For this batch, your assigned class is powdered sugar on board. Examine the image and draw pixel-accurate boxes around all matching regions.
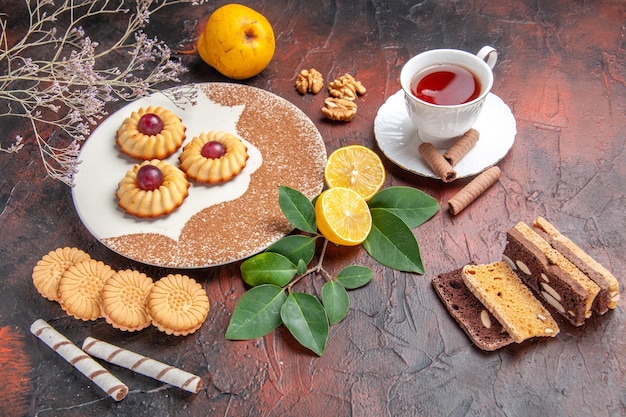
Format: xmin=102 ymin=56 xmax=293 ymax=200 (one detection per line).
xmin=72 ymin=83 xmax=326 ymax=268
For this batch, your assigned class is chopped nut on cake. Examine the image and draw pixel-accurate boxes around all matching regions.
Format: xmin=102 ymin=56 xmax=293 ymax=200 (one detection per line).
xmin=461 ymin=261 xmax=560 ymax=343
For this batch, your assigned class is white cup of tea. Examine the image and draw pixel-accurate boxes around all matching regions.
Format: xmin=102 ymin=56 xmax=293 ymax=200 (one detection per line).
xmin=400 ymin=46 xmax=498 ymax=148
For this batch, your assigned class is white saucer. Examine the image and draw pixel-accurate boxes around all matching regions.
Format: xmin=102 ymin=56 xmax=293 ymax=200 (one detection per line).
xmin=374 ymin=90 xmax=516 ymax=179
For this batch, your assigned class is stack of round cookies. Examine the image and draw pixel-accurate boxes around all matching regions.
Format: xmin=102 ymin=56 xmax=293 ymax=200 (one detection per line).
xmin=31 ymin=247 xmax=210 ymax=336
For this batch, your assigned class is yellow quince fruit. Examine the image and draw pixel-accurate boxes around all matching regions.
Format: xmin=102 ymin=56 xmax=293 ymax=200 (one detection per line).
xmin=197 ymin=4 xmax=275 ymax=80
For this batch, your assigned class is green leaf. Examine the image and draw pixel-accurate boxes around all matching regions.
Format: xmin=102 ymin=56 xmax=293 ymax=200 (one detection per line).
xmin=322 ymin=281 xmax=350 ymax=325
xmin=225 ymin=285 xmax=287 ymax=340
xmin=278 ymin=186 xmax=317 ymax=234
xmin=368 ymin=186 xmax=439 ymax=228
xmin=362 ymin=208 xmax=424 ymax=274
xmin=266 ymin=234 xmax=316 ymax=266
xmin=240 ymin=252 xmax=297 ymax=287
xmin=297 ymin=259 xmax=308 ymax=275
xmin=336 ymin=265 xmax=373 ymax=289
xmin=280 ymin=292 xmax=329 ymax=356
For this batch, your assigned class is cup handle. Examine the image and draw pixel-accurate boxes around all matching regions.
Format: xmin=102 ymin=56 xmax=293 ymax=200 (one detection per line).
xmin=476 ymin=46 xmax=498 ymax=69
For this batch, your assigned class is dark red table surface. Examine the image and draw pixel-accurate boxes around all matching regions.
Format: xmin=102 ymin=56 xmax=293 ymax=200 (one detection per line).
xmin=1 ymin=1 xmax=625 ymax=416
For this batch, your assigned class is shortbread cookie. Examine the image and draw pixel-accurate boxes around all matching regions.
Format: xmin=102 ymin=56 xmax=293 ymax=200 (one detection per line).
xmin=432 ymin=268 xmax=513 ymax=351
xmin=116 ymin=106 xmax=186 ymax=160
xmin=147 ymin=274 xmax=209 ymax=336
xmin=58 ymin=259 xmax=114 ymax=321
xmin=101 ymin=269 xmax=154 ymax=332
xmin=462 ymin=261 xmax=559 ymax=343
xmin=32 ymin=247 xmax=91 ymax=301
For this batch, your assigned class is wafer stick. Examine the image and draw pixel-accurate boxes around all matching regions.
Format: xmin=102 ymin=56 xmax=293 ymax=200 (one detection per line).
xmin=448 ymin=166 xmax=501 ymax=215
xmin=82 ymin=337 xmax=203 ymax=393
xmin=30 ymin=319 xmax=128 ymax=401
xmin=443 ymin=128 xmax=480 ymax=166
xmin=418 ymin=142 xmax=456 ymax=182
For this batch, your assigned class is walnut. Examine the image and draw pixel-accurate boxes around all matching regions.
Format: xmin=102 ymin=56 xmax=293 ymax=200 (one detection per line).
xmin=321 ymin=97 xmax=358 ymax=122
xmin=328 ymin=73 xmax=366 ymax=100
xmin=295 ymin=68 xmax=324 ymax=94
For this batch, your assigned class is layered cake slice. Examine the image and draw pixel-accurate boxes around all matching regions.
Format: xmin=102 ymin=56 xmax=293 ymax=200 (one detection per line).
xmin=503 ymin=221 xmax=601 ymax=326
xmin=461 ymin=261 xmax=559 ymax=343
xmin=532 ymin=217 xmax=620 ymax=314
xmin=432 ymin=268 xmax=514 ymax=351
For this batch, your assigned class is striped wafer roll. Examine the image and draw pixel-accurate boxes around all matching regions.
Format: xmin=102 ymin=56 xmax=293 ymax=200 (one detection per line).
xmin=29 ymin=320 xmax=128 ymax=401
xmin=448 ymin=166 xmax=501 ymax=215
xmin=418 ymin=142 xmax=456 ymax=182
xmin=82 ymin=337 xmax=203 ymax=393
xmin=443 ymin=128 xmax=480 ymax=166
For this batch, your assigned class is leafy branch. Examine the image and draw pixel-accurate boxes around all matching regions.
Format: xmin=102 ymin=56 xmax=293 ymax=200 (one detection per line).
xmin=226 ymin=185 xmax=439 ymax=356
xmin=0 ymin=0 xmax=204 ymax=185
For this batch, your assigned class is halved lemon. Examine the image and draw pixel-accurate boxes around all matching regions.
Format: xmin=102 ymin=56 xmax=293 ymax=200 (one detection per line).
xmin=315 ymin=187 xmax=372 ymax=246
xmin=324 ymin=145 xmax=386 ymax=201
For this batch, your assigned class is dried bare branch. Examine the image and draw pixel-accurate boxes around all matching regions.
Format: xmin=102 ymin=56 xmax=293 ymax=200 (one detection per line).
xmin=0 ymin=0 xmax=204 ymax=185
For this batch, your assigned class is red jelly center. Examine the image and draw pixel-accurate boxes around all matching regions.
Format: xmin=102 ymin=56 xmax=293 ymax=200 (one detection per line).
xmin=136 ymin=164 xmax=164 ymax=191
xmin=201 ymin=141 xmax=226 ymax=159
xmin=138 ymin=113 xmax=164 ymax=135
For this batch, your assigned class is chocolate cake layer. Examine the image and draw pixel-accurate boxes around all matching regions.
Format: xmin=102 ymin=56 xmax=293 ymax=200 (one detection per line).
xmin=433 ymin=268 xmax=513 ymax=351
xmin=533 ymin=216 xmax=620 ymax=314
xmin=503 ymin=222 xmax=600 ymax=326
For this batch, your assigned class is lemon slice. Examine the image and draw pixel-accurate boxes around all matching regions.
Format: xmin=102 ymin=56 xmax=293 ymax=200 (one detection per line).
xmin=324 ymin=145 xmax=386 ymax=201
xmin=315 ymin=187 xmax=372 ymax=246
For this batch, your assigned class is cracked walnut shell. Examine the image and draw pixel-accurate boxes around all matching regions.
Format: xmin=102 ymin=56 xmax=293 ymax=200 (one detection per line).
xmin=296 ymin=68 xmax=324 ymax=94
xmin=322 ymin=98 xmax=358 ymax=122
xmin=328 ymin=73 xmax=366 ymax=100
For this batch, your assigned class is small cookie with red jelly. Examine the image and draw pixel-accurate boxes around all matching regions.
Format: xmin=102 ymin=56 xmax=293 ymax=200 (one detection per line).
xmin=116 ymin=106 xmax=186 ymax=160
xmin=178 ymin=130 xmax=249 ymax=183
xmin=116 ymin=159 xmax=190 ymax=218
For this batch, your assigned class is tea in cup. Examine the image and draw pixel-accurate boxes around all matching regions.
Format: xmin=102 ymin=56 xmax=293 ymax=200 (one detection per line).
xmin=400 ymin=46 xmax=497 ymax=148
